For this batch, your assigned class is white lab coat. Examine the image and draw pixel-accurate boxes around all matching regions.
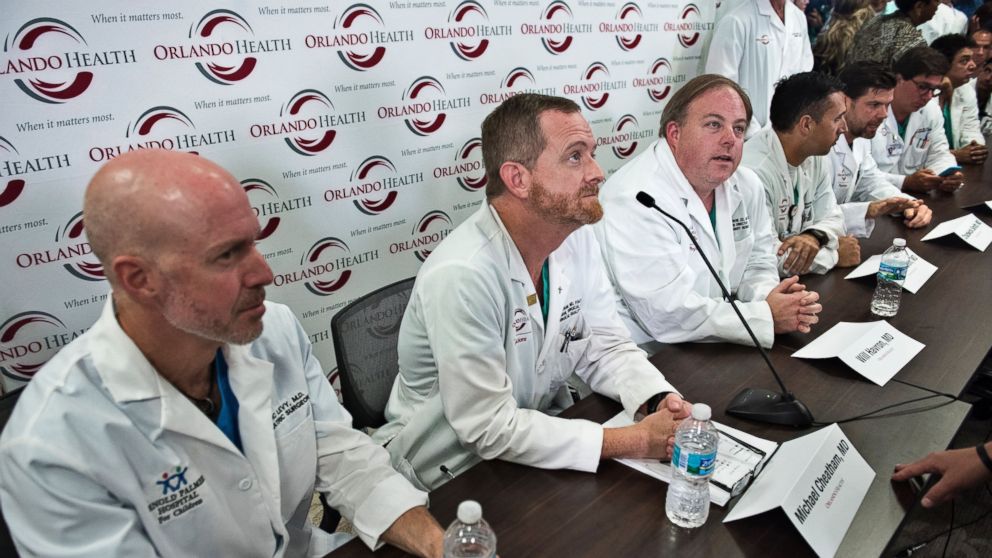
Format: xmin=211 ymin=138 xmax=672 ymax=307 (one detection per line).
xmin=918 ymin=2 xmax=968 ymax=45
xmin=870 ymin=100 xmax=958 ymax=188
xmin=948 ymin=83 xmax=985 ymax=149
xmin=742 ymin=127 xmax=846 ymax=275
xmin=982 ymin=92 xmax=992 ymax=138
xmin=705 ymin=0 xmax=814 ymax=135
xmin=595 ymin=139 xmax=780 ymax=349
xmin=696 ymin=0 xmax=747 ymax=75
xmin=0 ymin=301 xmax=426 ymax=558
xmin=829 ymin=136 xmax=915 ymax=237
xmin=373 ymin=205 xmax=675 ymax=491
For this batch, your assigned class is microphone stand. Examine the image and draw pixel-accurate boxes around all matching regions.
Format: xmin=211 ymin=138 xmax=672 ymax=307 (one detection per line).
xmin=635 ymin=191 xmax=813 ymax=427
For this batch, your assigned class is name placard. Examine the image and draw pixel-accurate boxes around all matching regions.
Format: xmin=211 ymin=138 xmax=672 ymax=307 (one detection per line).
xmin=844 ymin=248 xmax=937 ymax=294
xmin=792 ymin=321 xmax=925 ymax=386
xmin=725 ymin=424 xmax=874 ymax=558
xmin=921 ymin=214 xmax=992 ymax=251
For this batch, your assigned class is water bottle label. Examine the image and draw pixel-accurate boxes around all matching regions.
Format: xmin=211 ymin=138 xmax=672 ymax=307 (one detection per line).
xmin=672 ymin=445 xmax=717 ymax=476
xmin=878 ymin=261 xmax=906 ymax=282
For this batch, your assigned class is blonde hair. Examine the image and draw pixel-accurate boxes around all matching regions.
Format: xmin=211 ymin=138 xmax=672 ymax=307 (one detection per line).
xmin=813 ymin=1 xmax=876 ymax=75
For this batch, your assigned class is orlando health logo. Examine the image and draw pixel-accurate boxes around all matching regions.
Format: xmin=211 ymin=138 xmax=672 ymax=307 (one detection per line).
xmin=15 ymin=210 xmax=104 ymax=281
xmin=2 ymin=17 xmax=137 ymax=103
xmin=599 ymin=3 xmax=658 ymax=52
xmin=390 ymin=210 xmax=453 ymax=262
xmin=424 ymin=1 xmax=511 ymax=61
xmin=273 ymin=237 xmax=380 ymax=296
xmin=479 ymin=67 xmax=557 ymax=105
xmin=377 ymin=76 xmax=471 ymax=136
xmin=0 ymin=311 xmax=87 ymax=382
xmin=521 ymin=1 xmax=592 ymax=55
xmin=1 ymin=136 xmax=71 ymax=208
xmin=89 ymin=105 xmax=237 ymax=162
xmin=562 ymin=62 xmax=626 ymax=111
xmin=153 ymin=10 xmax=291 ymax=85
xmin=242 ymin=178 xmax=312 ymax=240
xmin=332 ymin=4 xmax=386 ymax=70
xmin=324 ymin=155 xmax=423 ymax=215
xmin=250 ymin=89 xmax=366 ymax=156
xmin=633 ymin=58 xmax=686 ymax=102
xmin=665 ymin=4 xmax=712 ymax=49
xmin=433 ymin=138 xmax=486 ymax=193
xmin=598 ymin=115 xmax=654 ymax=159
xmin=190 ymin=10 xmax=257 ymax=84
xmin=305 ymin=4 xmax=413 ymax=71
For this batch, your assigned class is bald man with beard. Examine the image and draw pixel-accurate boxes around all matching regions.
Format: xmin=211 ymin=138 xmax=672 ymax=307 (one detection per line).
xmin=0 ymin=150 xmax=444 ymax=558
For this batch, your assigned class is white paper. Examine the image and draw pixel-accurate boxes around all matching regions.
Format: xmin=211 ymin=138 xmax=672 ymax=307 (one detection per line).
xmin=921 ymin=214 xmax=992 ymax=251
xmin=843 ymin=248 xmax=937 ymax=293
xmin=962 ymin=200 xmax=992 ymax=211
xmin=603 ymin=413 xmax=777 ymax=507
xmin=726 ymin=424 xmax=875 ymax=558
xmin=791 ymin=321 xmax=925 ymax=386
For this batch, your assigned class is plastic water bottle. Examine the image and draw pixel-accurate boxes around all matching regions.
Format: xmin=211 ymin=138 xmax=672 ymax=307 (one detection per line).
xmin=443 ymin=500 xmax=496 ymax=558
xmin=666 ymin=403 xmax=718 ymax=528
xmin=870 ymin=238 xmax=910 ymax=317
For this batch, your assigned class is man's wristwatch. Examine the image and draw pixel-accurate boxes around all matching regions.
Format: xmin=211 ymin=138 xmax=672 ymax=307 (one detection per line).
xmin=645 ymin=392 xmax=671 ymax=414
xmin=802 ymin=228 xmax=828 ymax=248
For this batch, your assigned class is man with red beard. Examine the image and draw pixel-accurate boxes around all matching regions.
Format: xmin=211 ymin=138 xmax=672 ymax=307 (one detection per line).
xmin=374 ymin=94 xmax=690 ymax=491
xmin=0 ymin=150 xmax=444 ymax=558
xmin=831 ymin=61 xmax=933 ymax=238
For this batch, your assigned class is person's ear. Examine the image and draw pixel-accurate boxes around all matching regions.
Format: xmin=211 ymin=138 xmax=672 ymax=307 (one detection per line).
xmin=498 ymin=161 xmax=531 ymax=199
xmin=112 ymin=255 xmax=160 ymax=303
xmin=664 ymin=121 xmax=681 ymax=145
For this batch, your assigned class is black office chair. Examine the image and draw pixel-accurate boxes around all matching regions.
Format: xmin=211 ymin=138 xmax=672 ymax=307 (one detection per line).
xmin=0 ymin=388 xmax=24 ymax=557
xmin=319 ymin=278 xmax=415 ymax=533
xmin=330 ymin=277 xmax=416 ymax=430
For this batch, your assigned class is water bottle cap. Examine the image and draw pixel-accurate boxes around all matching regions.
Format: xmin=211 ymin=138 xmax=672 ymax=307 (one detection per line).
xmin=457 ymin=500 xmax=482 ymax=524
xmin=893 ymin=238 xmax=906 ymax=247
xmin=690 ymin=403 xmax=711 ymax=421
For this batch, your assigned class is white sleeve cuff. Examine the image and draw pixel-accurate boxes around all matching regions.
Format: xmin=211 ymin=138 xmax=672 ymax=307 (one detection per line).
xmin=352 ymin=474 xmax=429 ymax=550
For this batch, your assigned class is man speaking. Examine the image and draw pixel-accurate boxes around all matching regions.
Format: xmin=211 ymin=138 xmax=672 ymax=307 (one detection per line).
xmin=596 ymin=74 xmax=822 ymax=351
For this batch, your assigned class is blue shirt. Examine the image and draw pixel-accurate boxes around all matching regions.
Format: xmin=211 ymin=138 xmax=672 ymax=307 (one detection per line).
xmin=214 ymin=350 xmax=242 ymax=452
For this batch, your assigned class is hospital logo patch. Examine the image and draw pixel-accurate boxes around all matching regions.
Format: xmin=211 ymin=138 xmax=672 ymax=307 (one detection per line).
xmin=148 ymin=466 xmax=206 ymax=524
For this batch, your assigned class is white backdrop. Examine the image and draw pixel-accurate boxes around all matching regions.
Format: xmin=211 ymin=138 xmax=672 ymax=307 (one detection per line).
xmin=0 ymin=0 xmax=717 ymax=395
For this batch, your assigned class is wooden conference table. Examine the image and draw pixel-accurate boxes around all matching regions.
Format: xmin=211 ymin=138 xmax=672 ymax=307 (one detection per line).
xmin=331 ymin=166 xmax=992 ymax=558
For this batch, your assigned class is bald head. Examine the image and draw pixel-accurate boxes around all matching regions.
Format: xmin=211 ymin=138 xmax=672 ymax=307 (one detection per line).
xmin=84 ymin=149 xmax=248 ymax=282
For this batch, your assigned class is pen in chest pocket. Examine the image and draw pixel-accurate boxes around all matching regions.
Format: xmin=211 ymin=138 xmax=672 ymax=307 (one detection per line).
xmin=560 ymin=326 xmax=577 ymax=352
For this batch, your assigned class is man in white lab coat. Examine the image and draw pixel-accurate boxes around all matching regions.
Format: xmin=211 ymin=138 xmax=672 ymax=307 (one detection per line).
xmin=374 ymin=94 xmax=689 ymax=491
xmin=831 ymin=61 xmax=933 ymax=237
xmin=595 ymin=74 xmax=822 ymax=351
xmin=871 ymin=46 xmax=967 ymax=192
xmin=0 ymin=150 xmax=444 ymax=558
xmin=705 ymin=0 xmax=814 ymax=136
xmin=742 ymin=72 xmax=855 ymax=275
xmin=930 ymin=33 xmax=989 ymax=164
xmin=919 ymin=0 xmax=968 ymax=44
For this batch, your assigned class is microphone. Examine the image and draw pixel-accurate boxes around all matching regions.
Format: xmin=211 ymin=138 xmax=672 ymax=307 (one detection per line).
xmin=635 ymin=191 xmax=813 ymax=428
